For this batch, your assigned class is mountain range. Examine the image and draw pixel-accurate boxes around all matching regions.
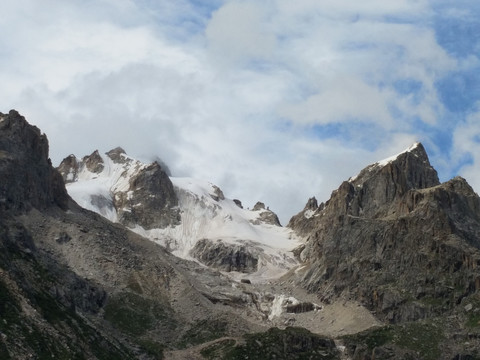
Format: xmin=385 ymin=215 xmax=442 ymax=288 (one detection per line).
xmin=1 ymin=110 xmax=480 ymax=359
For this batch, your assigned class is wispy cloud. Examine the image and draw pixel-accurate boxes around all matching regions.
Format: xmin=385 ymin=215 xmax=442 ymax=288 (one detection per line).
xmin=1 ymin=0 xmax=479 ymax=222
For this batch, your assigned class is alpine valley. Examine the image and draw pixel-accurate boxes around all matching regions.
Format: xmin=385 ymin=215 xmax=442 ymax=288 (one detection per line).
xmin=1 ymin=110 xmax=480 ymax=359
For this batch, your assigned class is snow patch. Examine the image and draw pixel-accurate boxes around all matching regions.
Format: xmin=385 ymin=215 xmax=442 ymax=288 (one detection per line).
xmin=375 ymin=142 xmax=420 ymax=167
xmin=303 ymin=209 xmax=315 ymax=219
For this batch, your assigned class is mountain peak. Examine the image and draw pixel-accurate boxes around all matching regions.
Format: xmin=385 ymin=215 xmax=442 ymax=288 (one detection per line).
xmin=106 ymin=147 xmax=128 ymax=164
xmin=373 ymin=142 xmax=423 ymax=167
xmin=349 ymin=142 xmax=439 ymax=194
xmin=289 ymin=142 xmax=440 ymax=235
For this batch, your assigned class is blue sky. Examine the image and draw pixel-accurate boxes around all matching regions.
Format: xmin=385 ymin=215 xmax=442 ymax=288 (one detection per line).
xmin=1 ymin=0 xmax=479 ymax=223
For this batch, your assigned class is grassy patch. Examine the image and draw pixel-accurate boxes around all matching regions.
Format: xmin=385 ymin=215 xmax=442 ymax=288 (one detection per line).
xmin=342 ymin=322 xmax=443 ymax=360
xmin=394 ymin=322 xmax=442 ymax=360
xmin=466 ymin=312 xmax=480 ymax=328
xmin=343 ymin=326 xmax=394 ymax=350
xmin=0 ymin=279 xmax=21 ymax=331
xmin=138 ymin=339 xmax=165 ymax=359
xmin=220 ymin=327 xmax=339 ymax=360
xmin=200 ymin=339 xmax=236 ymax=360
xmin=177 ymin=319 xmax=229 ymax=349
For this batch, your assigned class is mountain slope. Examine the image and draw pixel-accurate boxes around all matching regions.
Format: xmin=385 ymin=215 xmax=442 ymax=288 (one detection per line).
xmin=0 ymin=110 xmax=266 ymax=358
xmin=58 ymin=149 xmax=300 ymax=280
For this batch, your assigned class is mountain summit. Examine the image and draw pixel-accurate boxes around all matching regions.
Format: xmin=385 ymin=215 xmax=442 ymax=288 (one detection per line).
xmin=289 ymin=143 xmax=480 ymax=324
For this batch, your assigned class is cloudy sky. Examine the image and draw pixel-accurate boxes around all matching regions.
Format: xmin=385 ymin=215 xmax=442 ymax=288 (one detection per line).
xmin=2 ymin=0 xmax=480 ymax=223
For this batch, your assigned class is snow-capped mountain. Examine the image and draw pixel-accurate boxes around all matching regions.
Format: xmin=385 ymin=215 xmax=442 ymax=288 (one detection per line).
xmin=57 ymin=148 xmax=300 ymax=280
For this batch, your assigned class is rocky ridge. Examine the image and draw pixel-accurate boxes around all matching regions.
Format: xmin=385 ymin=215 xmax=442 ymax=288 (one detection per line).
xmin=288 ymin=142 xmax=480 ymax=357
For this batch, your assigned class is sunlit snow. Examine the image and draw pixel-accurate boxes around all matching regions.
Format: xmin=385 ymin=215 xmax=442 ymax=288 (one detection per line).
xmin=65 ymin=151 xmax=302 ymax=281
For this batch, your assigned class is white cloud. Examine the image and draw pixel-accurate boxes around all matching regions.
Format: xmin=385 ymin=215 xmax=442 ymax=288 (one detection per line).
xmin=278 ymin=76 xmax=395 ymax=126
xmin=206 ymin=2 xmax=276 ymax=65
xmin=0 ymin=0 xmax=473 ymax=223
xmin=453 ymin=106 xmax=480 ymax=193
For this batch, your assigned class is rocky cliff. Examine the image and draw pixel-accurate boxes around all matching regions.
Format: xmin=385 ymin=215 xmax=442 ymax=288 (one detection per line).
xmin=58 ymin=147 xmax=180 ymax=229
xmin=289 ymin=143 xmax=480 ymax=325
xmin=0 ymin=110 xmax=69 ymax=213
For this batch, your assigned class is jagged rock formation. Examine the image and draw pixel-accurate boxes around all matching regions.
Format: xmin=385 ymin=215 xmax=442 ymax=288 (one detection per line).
xmin=190 ymin=238 xmax=260 ymax=273
xmin=251 ymin=201 xmax=282 ymax=226
xmin=289 ymin=143 xmax=480 ymax=325
xmin=0 ymin=110 xmax=69 ymax=213
xmin=288 ymin=197 xmax=322 ymax=237
xmin=57 ymin=147 xmax=180 ymax=229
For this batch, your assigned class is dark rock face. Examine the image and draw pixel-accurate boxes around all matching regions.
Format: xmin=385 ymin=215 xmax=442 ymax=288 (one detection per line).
xmin=190 ymin=238 xmax=259 ymax=273
xmin=106 ymin=146 xmax=127 ymax=163
xmin=57 ymin=154 xmax=80 ymax=184
xmin=210 ymin=185 xmax=225 ymax=201
xmin=83 ymin=150 xmax=104 ymax=173
xmin=290 ymin=143 xmax=480 ymax=322
xmin=251 ymin=201 xmax=282 ymax=226
xmin=288 ymin=197 xmax=322 ymax=237
xmin=58 ymin=147 xmax=181 ymax=230
xmin=0 ymin=110 xmax=69 ymax=213
xmin=253 ymin=201 xmax=266 ymax=211
xmin=115 ymin=162 xmax=180 ymax=229
xmin=233 ymin=199 xmax=243 ymax=209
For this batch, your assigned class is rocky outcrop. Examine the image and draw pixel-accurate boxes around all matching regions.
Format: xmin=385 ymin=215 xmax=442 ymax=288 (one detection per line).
xmin=290 ymin=143 xmax=480 ymax=323
xmin=190 ymin=238 xmax=259 ymax=273
xmin=84 ymin=150 xmax=104 ymax=173
xmin=115 ymin=161 xmax=181 ymax=229
xmin=58 ymin=147 xmax=181 ymax=230
xmin=57 ymin=154 xmax=80 ymax=183
xmin=287 ymin=197 xmax=323 ymax=237
xmin=0 ymin=110 xmax=69 ymax=213
xmin=233 ymin=199 xmax=243 ymax=208
xmin=251 ymin=201 xmax=282 ymax=226
xmin=106 ymin=146 xmax=128 ymax=163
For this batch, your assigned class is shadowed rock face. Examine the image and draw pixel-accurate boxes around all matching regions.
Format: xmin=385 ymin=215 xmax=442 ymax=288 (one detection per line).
xmin=289 ymin=143 xmax=480 ymax=323
xmin=0 ymin=110 xmax=69 ymax=213
xmin=57 ymin=147 xmax=181 ymax=230
xmin=251 ymin=201 xmax=282 ymax=226
xmin=115 ymin=161 xmax=181 ymax=229
xmin=190 ymin=238 xmax=259 ymax=273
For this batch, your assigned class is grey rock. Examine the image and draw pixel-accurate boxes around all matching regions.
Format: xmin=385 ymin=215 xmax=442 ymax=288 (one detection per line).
xmin=251 ymin=201 xmax=282 ymax=226
xmin=289 ymin=143 xmax=480 ymax=323
xmin=115 ymin=161 xmax=180 ymax=229
xmin=83 ymin=150 xmax=104 ymax=173
xmin=253 ymin=201 xmax=266 ymax=211
xmin=105 ymin=146 xmax=127 ymax=163
xmin=234 ymin=199 xmax=243 ymax=208
xmin=0 ymin=110 xmax=69 ymax=213
xmin=190 ymin=238 xmax=259 ymax=273
xmin=57 ymin=154 xmax=80 ymax=183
